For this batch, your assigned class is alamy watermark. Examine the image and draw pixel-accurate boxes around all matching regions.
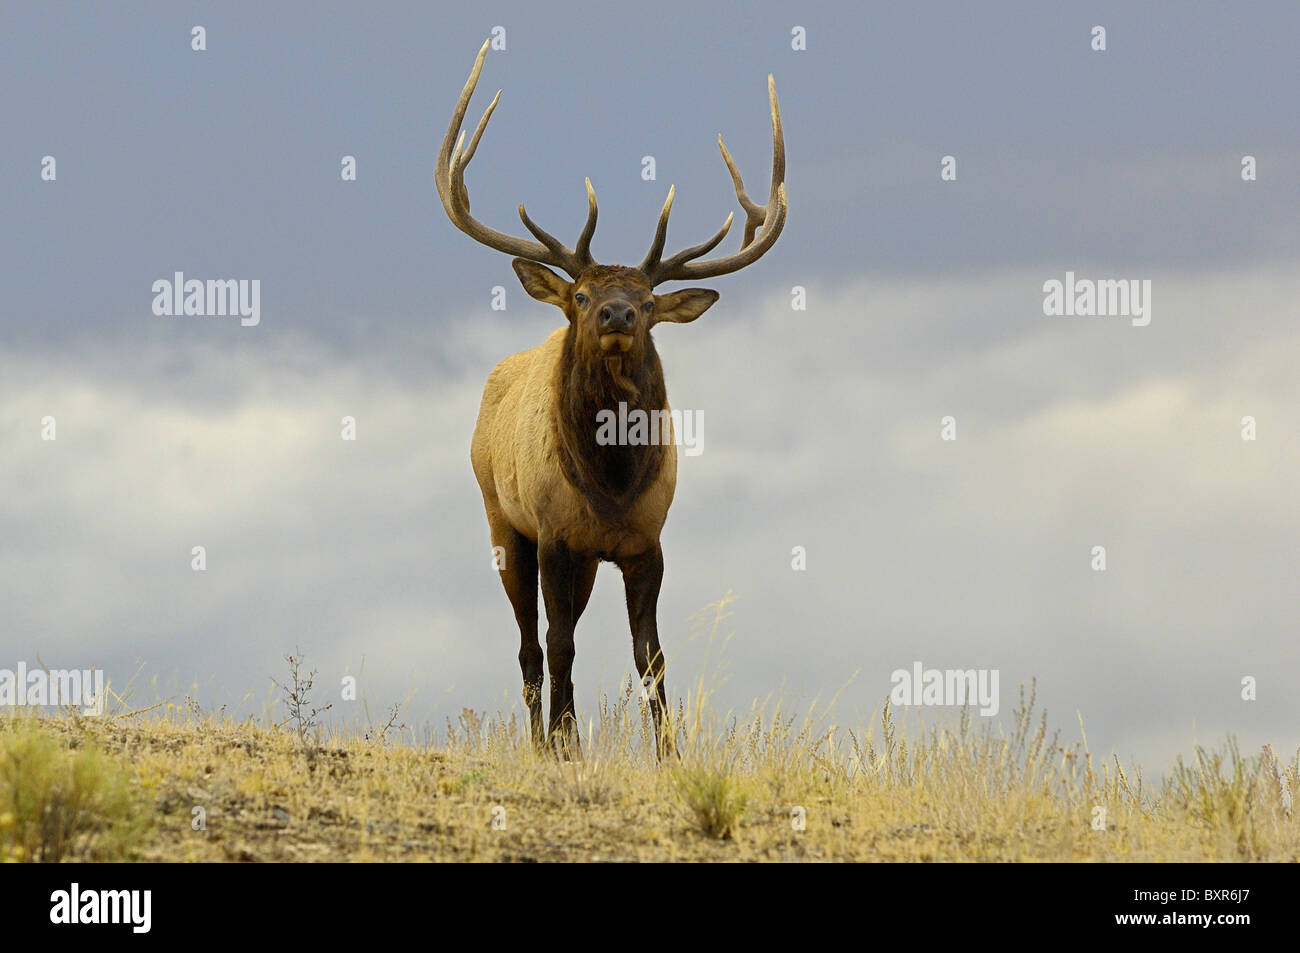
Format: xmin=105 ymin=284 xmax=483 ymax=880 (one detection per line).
xmin=0 ymin=663 xmax=104 ymax=715
xmin=595 ymin=402 xmax=703 ymax=457
xmin=890 ymin=661 xmax=999 ymax=716
xmin=50 ymin=883 xmax=150 ymax=933
xmin=1042 ymin=271 xmax=1151 ymax=327
xmin=152 ymin=272 xmax=260 ymax=326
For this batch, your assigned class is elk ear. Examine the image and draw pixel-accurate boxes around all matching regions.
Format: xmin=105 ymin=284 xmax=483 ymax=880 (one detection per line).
xmin=512 ymin=259 xmax=570 ymax=308
xmin=651 ymin=288 xmax=719 ymax=326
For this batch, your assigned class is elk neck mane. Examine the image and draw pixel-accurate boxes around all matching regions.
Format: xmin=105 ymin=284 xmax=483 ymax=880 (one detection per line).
xmin=552 ymin=325 xmax=669 ymax=523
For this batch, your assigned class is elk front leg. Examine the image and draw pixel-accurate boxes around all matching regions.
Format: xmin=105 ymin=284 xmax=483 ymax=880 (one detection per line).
xmin=539 ymin=539 xmax=583 ymax=757
xmin=490 ymin=523 xmax=543 ymax=747
xmin=619 ymin=545 xmax=674 ymax=758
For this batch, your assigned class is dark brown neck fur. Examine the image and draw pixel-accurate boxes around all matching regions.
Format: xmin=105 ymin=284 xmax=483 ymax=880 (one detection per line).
xmin=553 ymin=327 xmax=668 ymax=523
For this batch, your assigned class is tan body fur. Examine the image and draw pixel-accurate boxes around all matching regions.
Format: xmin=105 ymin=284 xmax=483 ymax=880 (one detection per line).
xmin=472 ymin=327 xmax=676 ymax=562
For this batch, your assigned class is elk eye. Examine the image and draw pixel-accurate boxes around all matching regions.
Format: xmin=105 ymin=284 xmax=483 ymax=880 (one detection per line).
xmin=574 ymin=293 xmax=588 ymax=307
xmin=643 ymin=300 xmax=655 ymax=313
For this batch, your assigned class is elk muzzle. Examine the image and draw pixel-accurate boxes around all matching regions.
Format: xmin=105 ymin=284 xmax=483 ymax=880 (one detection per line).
xmin=598 ymin=300 xmax=637 ymax=351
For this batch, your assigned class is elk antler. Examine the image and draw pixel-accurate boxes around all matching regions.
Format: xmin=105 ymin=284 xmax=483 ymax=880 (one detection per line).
xmin=436 ymin=39 xmax=599 ymax=279
xmin=639 ymin=75 xmax=787 ymax=286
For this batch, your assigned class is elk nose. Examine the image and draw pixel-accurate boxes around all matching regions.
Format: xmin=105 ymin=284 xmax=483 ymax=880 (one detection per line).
xmin=599 ymin=302 xmax=636 ymax=333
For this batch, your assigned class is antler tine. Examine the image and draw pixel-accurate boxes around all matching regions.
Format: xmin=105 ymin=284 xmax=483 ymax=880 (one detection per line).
xmin=435 ymin=39 xmax=595 ymax=278
xmin=643 ymin=74 xmax=787 ymax=285
xmin=637 ymin=186 xmax=676 ymax=274
xmin=656 ymin=211 xmax=734 ymax=273
xmin=574 ymin=178 xmax=599 ymax=266
xmin=518 ymin=204 xmax=574 ymax=261
xmin=454 ymin=86 xmax=500 ymax=208
xmin=718 ymin=136 xmax=763 ymax=248
xmin=519 ymin=177 xmax=599 ymax=269
xmin=640 ymin=185 xmax=738 ymax=275
xmin=720 ymin=73 xmax=786 ymax=247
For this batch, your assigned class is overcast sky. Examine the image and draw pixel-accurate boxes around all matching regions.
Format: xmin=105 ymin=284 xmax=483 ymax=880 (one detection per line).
xmin=2 ymin=1 xmax=1297 ymax=770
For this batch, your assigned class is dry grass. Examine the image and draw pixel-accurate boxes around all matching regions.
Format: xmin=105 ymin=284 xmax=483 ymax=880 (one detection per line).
xmin=1 ymin=683 xmax=1296 ymax=862
xmin=2 ymin=602 xmax=1296 ymax=862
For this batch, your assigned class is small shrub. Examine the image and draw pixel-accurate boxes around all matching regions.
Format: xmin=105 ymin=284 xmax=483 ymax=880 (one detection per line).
xmin=271 ymin=649 xmax=332 ymax=743
xmin=673 ymin=762 xmax=749 ymax=840
xmin=0 ymin=721 xmax=151 ymax=862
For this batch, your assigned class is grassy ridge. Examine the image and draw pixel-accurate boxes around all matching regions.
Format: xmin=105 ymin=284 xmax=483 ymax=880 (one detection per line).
xmin=2 ymin=679 xmax=1296 ymax=862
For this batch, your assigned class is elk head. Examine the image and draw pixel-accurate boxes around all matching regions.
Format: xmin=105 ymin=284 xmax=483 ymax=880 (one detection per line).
xmin=434 ymin=39 xmax=788 ymax=369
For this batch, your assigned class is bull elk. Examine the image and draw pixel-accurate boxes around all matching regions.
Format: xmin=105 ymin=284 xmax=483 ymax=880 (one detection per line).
xmin=436 ymin=39 xmax=787 ymax=755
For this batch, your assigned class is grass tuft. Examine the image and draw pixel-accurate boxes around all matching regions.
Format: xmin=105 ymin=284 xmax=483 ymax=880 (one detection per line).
xmin=672 ymin=760 xmax=749 ymax=840
xmin=0 ymin=718 xmax=152 ymax=862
